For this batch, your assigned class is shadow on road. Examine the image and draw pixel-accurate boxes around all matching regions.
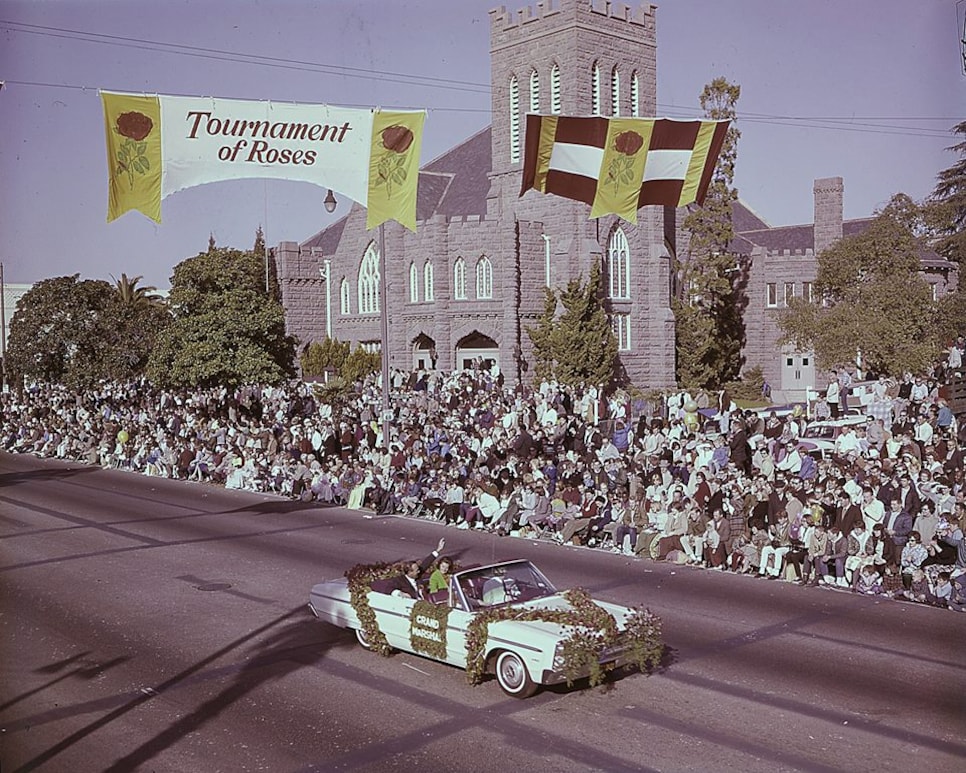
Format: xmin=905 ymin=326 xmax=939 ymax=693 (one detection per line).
xmin=0 ymin=464 xmax=102 ymax=489
xmin=100 ymin=615 xmax=342 ymax=773
xmin=11 ymin=606 xmax=339 ymax=773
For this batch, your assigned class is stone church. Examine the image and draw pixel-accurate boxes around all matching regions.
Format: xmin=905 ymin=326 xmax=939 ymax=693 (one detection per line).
xmin=273 ymin=0 xmax=957 ymax=399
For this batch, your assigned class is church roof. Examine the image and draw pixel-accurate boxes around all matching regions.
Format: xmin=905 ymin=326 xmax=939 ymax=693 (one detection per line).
xmin=736 ymin=217 xmax=874 ymax=254
xmin=300 ymin=126 xmax=492 ymax=251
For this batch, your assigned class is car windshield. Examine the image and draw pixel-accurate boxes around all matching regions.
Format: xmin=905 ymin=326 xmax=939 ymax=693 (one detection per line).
xmin=803 ymin=425 xmax=836 ymax=440
xmin=455 ymin=561 xmax=557 ymax=610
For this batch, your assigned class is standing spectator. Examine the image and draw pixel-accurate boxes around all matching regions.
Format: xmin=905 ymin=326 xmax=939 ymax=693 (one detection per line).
xmin=826 ymin=372 xmax=841 ymax=420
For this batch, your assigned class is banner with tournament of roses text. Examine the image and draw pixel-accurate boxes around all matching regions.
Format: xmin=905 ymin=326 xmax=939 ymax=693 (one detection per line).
xmin=101 ymin=91 xmax=425 ymax=231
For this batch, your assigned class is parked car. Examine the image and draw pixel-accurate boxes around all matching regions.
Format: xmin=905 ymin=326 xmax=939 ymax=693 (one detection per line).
xmin=308 ymin=558 xmax=656 ymax=698
xmin=797 ymin=416 xmax=868 ymax=459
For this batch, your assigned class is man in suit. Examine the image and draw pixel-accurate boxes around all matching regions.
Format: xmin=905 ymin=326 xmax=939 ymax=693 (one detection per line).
xmin=386 ymin=537 xmax=446 ymax=599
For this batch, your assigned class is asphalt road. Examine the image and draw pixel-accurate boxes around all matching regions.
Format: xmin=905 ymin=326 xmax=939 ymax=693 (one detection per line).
xmin=1 ymin=452 xmax=964 ymax=773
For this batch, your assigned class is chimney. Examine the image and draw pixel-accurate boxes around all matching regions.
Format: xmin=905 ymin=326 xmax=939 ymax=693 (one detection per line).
xmin=813 ymin=177 xmax=843 ymax=255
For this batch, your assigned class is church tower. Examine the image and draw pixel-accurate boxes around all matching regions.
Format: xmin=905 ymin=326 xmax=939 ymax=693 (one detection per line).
xmin=487 ymin=0 xmax=657 ymax=201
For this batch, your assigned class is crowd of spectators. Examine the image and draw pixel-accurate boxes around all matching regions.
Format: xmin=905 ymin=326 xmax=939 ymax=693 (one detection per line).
xmin=3 ymin=344 xmax=966 ymax=612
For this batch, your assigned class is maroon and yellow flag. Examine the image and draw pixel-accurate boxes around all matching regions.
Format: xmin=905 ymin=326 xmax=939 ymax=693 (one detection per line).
xmin=520 ymin=115 xmax=730 ymax=223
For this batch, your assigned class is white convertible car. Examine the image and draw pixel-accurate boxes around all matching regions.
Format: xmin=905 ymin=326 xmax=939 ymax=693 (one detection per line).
xmin=308 ymin=559 xmax=650 ymax=698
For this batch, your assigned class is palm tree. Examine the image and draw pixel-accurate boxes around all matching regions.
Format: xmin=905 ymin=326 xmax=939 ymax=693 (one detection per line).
xmin=111 ymin=273 xmax=165 ymax=308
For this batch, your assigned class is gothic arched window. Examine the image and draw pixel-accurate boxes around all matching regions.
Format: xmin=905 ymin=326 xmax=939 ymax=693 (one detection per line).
xmin=550 ymin=63 xmax=562 ymax=114
xmin=509 ymin=74 xmax=521 ymax=163
xmin=476 ymin=256 xmax=493 ymax=299
xmin=529 ymin=69 xmax=540 ymax=113
xmin=358 ymin=242 xmax=380 ymax=314
xmin=611 ymin=66 xmax=620 ymax=116
xmin=339 ymin=277 xmax=350 ymax=315
xmin=454 ymin=257 xmax=466 ymax=300
xmin=424 ymin=262 xmax=435 ymax=302
xmin=631 ymin=71 xmax=641 ymax=117
xmin=592 ymin=62 xmax=602 ymax=116
xmin=409 ymin=261 xmax=418 ymax=303
xmin=607 ymin=227 xmax=630 ymax=299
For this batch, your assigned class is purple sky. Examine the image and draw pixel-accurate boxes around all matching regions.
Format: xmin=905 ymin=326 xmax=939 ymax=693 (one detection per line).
xmin=0 ymin=0 xmax=961 ymax=291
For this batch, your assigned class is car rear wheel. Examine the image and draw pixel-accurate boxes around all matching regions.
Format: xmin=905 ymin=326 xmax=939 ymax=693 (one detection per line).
xmin=495 ymin=650 xmax=538 ymax=698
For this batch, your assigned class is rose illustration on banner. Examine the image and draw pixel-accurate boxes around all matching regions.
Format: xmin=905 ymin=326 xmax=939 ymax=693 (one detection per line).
xmin=606 ymin=130 xmax=644 ymax=193
xmin=114 ymin=111 xmax=154 ymax=190
xmin=373 ymin=124 xmax=414 ymax=198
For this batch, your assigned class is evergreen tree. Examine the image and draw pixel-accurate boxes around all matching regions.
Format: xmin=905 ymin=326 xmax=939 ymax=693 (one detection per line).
xmin=526 ymin=259 xmax=617 ymax=389
xmin=928 ymin=119 xmax=966 ymax=264
xmin=778 ymin=195 xmax=938 ymax=377
xmin=147 ymin=247 xmax=296 ymax=388
xmin=6 ymin=274 xmax=169 ymax=389
xmin=674 ymin=77 xmax=745 ymax=390
xmin=527 ymin=289 xmax=558 ymax=383
xmin=301 ymin=337 xmax=351 ymax=378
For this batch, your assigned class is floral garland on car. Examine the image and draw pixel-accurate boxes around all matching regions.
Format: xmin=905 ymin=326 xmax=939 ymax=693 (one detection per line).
xmin=345 ymin=560 xmax=407 ymax=657
xmin=345 ymin=565 xmax=663 ymax=688
xmin=464 ymin=587 xmax=662 ymax=687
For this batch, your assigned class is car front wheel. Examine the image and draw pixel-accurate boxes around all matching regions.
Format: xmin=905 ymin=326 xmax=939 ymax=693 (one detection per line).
xmin=355 ymin=627 xmax=375 ymax=650
xmin=495 ymin=650 xmax=538 ymax=698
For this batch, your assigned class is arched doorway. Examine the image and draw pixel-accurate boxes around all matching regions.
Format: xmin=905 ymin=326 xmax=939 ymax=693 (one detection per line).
xmin=412 ymin=333 xmax=437 ymax=371
xmin=455 ymin=331 xmax=499 ymax=373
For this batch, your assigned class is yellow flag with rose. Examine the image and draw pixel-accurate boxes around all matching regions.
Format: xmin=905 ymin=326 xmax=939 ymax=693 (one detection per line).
xmin=102 ymin=92 xmax=162 ymax=223
xmin=367 ymin=110 xmax=426 ymax=232
xmin=590 ymin=118 xmax=654 ymax=224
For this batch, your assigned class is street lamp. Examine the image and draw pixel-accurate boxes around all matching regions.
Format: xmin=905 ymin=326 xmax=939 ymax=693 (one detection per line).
xmin=323 ymin=189 xmax=338 ymax=213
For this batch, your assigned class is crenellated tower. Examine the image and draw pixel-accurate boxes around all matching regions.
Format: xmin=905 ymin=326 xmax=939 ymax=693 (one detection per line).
xmin=487 ymin=0 xmax=657 ymax=205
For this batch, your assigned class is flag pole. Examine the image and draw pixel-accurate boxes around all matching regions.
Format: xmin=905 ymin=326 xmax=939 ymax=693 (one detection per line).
xmin=378 ymin=222 xmax=391 ymax=451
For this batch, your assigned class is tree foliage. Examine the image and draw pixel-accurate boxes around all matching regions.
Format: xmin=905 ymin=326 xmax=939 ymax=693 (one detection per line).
xmin=6 ymin=274 xmax=170 ymax=389
xmin=147 ymin=247 xmax=296 ymax=388
xmin=778 ymin=196 xmax=939 ymax=377
xmin=675 ymin=76 xmax=746 ymax=390
xmin=526 ymin=259 xmax=618 ymax=388
xmin=341 ymin=345 xmax=382 ymax=385
xmin=928 ymin=119 xmax=966 ymax=264
xmin=301 ymin=337 xmax=351 ymax=378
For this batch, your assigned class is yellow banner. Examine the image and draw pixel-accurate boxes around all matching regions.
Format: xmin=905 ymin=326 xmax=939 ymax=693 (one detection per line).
xmin=366 ymin=110 xmax=425 ymax=232
xmin=590 ymin=118 xmax=654 ymax=224
xmin=102 ymin=93 xmax=162 ymax=223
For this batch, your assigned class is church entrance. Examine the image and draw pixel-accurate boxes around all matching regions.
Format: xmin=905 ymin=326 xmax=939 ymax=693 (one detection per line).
xmin=412 ymin=334 xmax=437 ymax=371
xmin=455 ymin=331 xmax=499 ymax=373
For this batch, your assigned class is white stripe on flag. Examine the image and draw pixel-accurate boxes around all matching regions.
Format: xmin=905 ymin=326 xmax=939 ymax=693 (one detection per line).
xmin=548 ymin=142 xmax=604 ymax=179
xmin=642 ymin=149 xmax=693 ymax=182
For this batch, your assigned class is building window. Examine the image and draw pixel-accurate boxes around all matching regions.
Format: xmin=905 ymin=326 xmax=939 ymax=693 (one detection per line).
xmin=358 ymin=242 xmax=380 ymax=314
xmin=802 ymin=281 xmax=813 ymax=303
xmin=766 ymin=283 xmax=778 ymax=308
xmin=592 ymin=62 xmax=602 ymax=115
xmin=550 ymin=64 xmax=561 ymax=114
xmin=476 ymin=256 xmax=493 ymax=299
xmin=931 ymin=283 xmax=939 ymax=302
xmin=784 ymin=282 xmax=794 ymax=306
xmin=340 ymin=277 xmax=350 ymax=315
xmin=360 ymin=340 xmax=381 ymax=354
xmin=611 ymin=66 xmax=620 ymax=116
xmin=424 ymin=262 xmax=435 ymax=302
xmin=607 ymin=227 xmax=630 ymax=299
xmin=454 ymin=257 xmax=466 ymax=300
xmin=509 ymin=74 xmax=521 ymax=163
xmin=529 ymin=69 xmax=540 ymax=113
xmin=630 ymin=71 xmax=640 ymax=117
xmin=611 ymin=313 xmax=631 ymax=351
xmin=409 ymin=262 xmax=418 ymax=303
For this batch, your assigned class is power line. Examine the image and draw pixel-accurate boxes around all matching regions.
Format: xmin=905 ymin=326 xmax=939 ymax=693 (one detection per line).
xmin=0 ymin=20 xmax=956 ymax=140
xmin=0 ymin=20 xmax=491 ymax=95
